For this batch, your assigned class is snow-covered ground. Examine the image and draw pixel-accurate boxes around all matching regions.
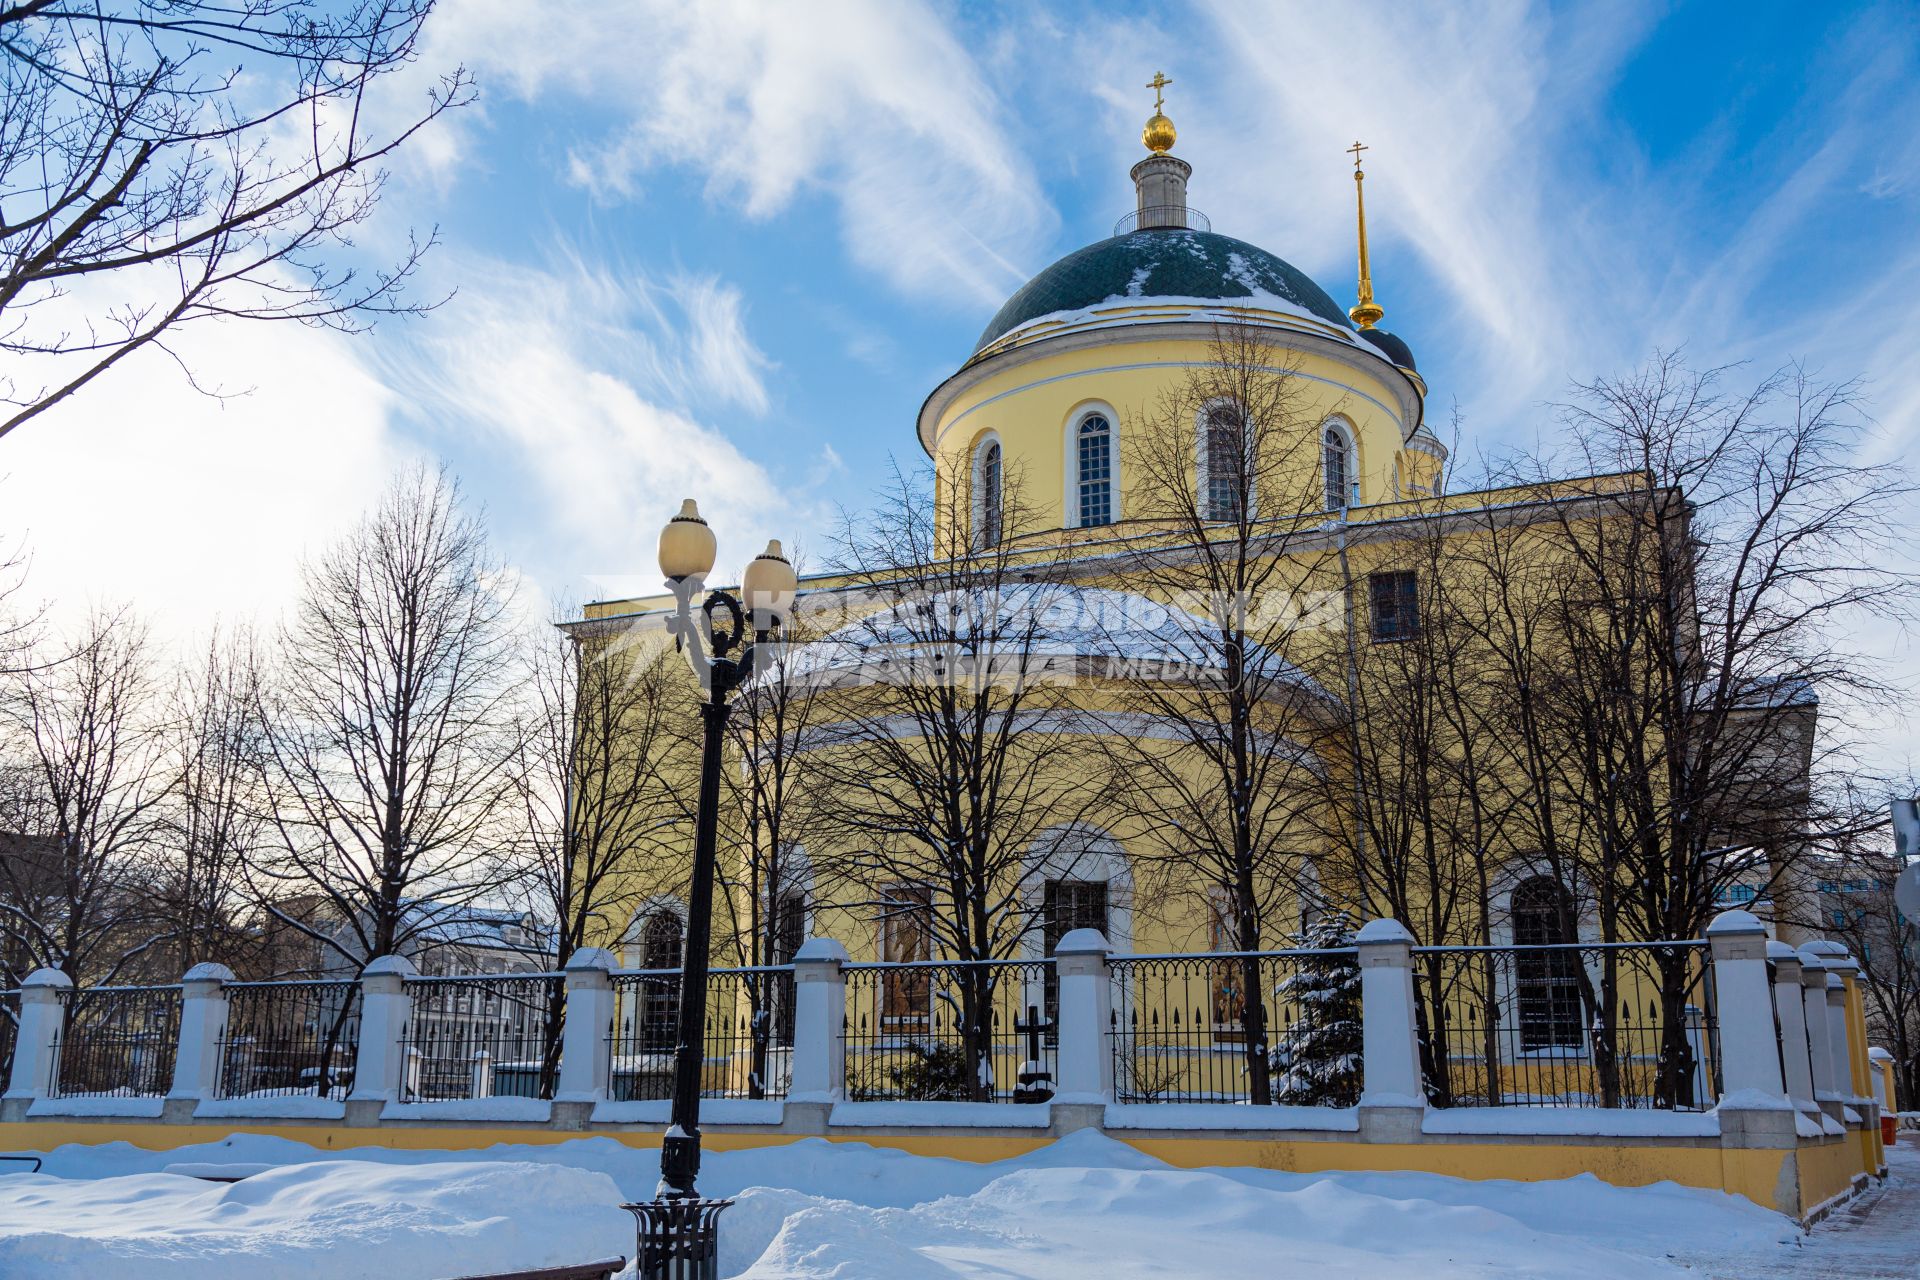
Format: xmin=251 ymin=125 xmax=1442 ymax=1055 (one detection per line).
xmin=0 ymin=1129 xmax=1908 ymax=1278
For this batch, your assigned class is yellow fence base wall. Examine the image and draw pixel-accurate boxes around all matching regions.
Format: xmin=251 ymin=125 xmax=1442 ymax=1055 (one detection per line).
xmin=2 ymin=1116 xmax=1875 ymax=1223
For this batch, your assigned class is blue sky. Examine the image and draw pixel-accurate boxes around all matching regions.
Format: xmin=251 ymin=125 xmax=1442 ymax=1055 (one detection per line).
xmin=5 ymin=1 xmax=1917 ymax=754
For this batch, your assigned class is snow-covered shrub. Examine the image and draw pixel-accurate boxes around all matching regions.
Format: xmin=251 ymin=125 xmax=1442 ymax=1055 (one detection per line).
xmin=1271 ymin=916 xmax=1362 ymax=1106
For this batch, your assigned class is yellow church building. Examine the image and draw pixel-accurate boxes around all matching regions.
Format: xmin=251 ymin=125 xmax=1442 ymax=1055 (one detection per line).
xmin=569 ymin=86 xmax=1812 ymax=1115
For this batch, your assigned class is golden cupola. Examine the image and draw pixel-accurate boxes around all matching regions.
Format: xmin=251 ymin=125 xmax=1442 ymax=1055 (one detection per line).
xmin=1142 ymin=72 xmax=1177 ymax=153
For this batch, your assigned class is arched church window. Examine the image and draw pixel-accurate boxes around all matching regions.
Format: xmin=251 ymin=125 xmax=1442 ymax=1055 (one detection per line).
xmin=974 ymin=438 xmax=1003 ymax=547
xmin=1075 ymin=414 xmax=1113 ymax=527
xmin=1323 ymin=421 xmax=1354 ymax=511
xmin=637 ymin=908 xmax=683 ymax=1051
xmin=1511 ymin=878 xmax=1583 ymax=1052
xmin=1201 ymin=402 xmax=1248 ymax=522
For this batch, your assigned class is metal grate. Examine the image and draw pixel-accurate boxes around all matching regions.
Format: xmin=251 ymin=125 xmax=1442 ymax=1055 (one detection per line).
xmin=399 ymin=974 xmax=565 ymax=1101
xmin=218 ymin=980 xmax=361 ymax=1099
xmin=1108 ymin=950 xmax=1362 ymax=1105
xmin=0 ymin=991 xmax=17 ymax=1088
xmin=1409 ymin=941 xmax=1720 ymax=1110
xmin=49 ymin=986 xmax=183 ymax=1098
xmin=842 ymin=959 xmax=1054 ymax=1102
xmin=608 ymin=967 xmax=794 ymax=1101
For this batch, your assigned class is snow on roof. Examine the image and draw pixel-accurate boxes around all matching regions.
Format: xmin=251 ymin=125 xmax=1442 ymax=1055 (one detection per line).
xmin=779 ymin=582 xmax=1326 ymax=698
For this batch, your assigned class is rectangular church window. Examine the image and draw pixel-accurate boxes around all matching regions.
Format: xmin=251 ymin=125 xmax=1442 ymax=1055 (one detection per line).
xmin=878 ymin=884 xmax=932 ymax=1035
xmin=1369 ymin=570 xmax=1419 ymax=642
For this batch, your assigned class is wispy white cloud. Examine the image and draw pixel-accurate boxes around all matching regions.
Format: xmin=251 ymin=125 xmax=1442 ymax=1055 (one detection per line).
xmin=418 ymin=0 xmax=1056 ymax=308
xmin=380 ymin=249 xmax=786 ymax=599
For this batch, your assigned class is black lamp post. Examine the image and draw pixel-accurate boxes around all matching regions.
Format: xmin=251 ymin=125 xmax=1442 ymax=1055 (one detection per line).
xmin=629 ymin=500 xmax=795 ymax=1278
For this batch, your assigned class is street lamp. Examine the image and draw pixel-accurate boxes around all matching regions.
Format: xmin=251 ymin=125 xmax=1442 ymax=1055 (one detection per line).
xmin=629 ymin=499 xmax=795 ymax=1279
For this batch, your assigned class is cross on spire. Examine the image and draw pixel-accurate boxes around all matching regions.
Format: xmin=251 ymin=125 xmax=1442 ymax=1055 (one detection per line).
xmin=1347 ymin=139 xmax=1368 ymax=170
xmin=1147 ymin=71 xmax=1172 ymax=113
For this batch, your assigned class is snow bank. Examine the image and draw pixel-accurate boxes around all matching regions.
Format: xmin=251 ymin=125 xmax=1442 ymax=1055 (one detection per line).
xmin=2 ymin=1125 xmax=1804 ymax=1279
xmin=0 ymin=1160 xmax=631 ymax=1279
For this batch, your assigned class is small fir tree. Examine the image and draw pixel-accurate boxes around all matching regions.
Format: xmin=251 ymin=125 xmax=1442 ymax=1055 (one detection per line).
xmin=1271 ymin=916 xmax=1363 ymax=1106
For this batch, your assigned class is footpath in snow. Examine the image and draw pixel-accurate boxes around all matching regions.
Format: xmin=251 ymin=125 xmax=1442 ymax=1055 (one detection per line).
xmin=0 ymin=1128 xmax=1899 ymax=1279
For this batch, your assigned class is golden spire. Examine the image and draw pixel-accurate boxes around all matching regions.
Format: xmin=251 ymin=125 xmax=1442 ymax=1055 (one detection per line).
xmin=1347 ymin=140 xmax=1384 ymax=330
xmin=1143 ymin=71 xmax=1176 ymax=153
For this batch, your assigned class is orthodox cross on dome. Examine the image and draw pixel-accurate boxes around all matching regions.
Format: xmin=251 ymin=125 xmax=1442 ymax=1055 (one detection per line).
xmin=1348 ymin=140 xmax=1384 ymax=330
xmin=1147 ymin=71 xmax=1173 ymax=112
xmin=1141 ymin=72 xmax=1177 ymax=154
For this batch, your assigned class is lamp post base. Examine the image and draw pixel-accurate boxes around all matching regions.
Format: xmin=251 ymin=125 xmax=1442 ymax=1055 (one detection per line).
xmin=624 ymin=1198 xmax=734 ymax=1280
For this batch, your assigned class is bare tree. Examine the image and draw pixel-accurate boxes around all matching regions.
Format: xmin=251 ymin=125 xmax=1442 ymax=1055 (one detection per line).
xmin=0 ymin=1 xmax=472 ymax=438
xmin=260 ymin=463 xmax=519 ymax=968
xmin=1482 ymin=355 xmax=1912 ymax=1105
xmin=502 ymin=609 xmax=690 ymax=1091
xmin=715 ymin=584 xmax=833 ymax=1096
xmin=151 ymin=624 xmax=268 ymax=973
xmin=808 ymin=461 xmax=1097 ymax=1099
xmin=1091 ymin=323 xmax=1346 ymax=1105
xmin=0 ymin=606 xmax=167 ymax=983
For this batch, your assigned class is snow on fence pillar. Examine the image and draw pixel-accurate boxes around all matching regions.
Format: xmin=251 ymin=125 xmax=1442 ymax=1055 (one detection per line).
xmin=168 ymin=962 xmax=234 ymax=1103
xmin=3 ymin=968 xmax=71 ymax=1103
xmin=1356 ymin=919 xmax=1422 ymax=1109
xmin=1052 ymin=928 xmax=1113 ymax=1103
xmin=348 ymin=955 xmax=416 ymax=1104
xmin=471 ymin=1049 xmax=494 ymax=1099
xmin=1766 ymin=943 xmax=1817 ymax=1112
xmin=788 ymin=938 xmax=847 ymax=1103
xmin=1868 ymin=1046 xmax=1898 ymax=1115
xmin=557 ymin=947 xmax=616 ymax=1103
xmin=1796 ymin=952 xmax=1840 ymax=1118
xmin=1705 ymin=911 xmax=1785 ymax=1101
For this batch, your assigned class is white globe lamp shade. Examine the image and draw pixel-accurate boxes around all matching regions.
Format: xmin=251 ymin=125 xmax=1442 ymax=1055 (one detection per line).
xmin=659 ymin=499 xmax=717 ymax=581
xmin=742 ymin=540 xmax=798 ymax=627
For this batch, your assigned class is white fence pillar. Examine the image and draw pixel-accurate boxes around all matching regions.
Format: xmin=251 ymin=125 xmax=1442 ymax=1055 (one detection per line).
xmin=1766 ymin=943 xmax=1816 ymax=1112
xmin=471 ymin=1049 xmax=494 ymax=1099
xmin=347 ymin=955 xmax=416 ymax=1104
xmin=1825 ymin=976 xmax=1855 ymax=1106
xmin=1356 ymin=918 xmax=1422 ymax=1109
xmin=1797 ymin=952 xmax=1840 ymax=1117
xmin=1706 ymin=910 xmax=1785 ymax=1101
xmin=3 ymin=968 xmax=71 ymax=1102
xmin=1052 ymin=928 xmax=1112 ymax=1103
xmin=168 ymin=962 xmax=234 ymax=1103
xmin=556 ymin=947 xmax=616 ymax=1103
xmin=788 ymin=938 xmax=847 ymax=1103
xmin=1868 ymin=1046 xmax=1897 ymax=1116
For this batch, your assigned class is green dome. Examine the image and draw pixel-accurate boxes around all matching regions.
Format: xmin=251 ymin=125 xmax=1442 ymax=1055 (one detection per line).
xmin=976 ymin=229 xmax=1353 ymax=352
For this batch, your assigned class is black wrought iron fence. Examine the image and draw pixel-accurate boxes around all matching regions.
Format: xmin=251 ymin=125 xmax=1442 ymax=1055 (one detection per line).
xmin=1409 ymin=941 xmax=1720 ymax=1110
xmin=217 ymin=980 xmax=361 ymax=1099
xmin=608 ymin=966 xmax=794 ymax=1101
xmin=0 ymin=991 xmax=17 ymax=1088
xmin=49 ymin=985 xmax=183 ymax=1098
xmin=398 ymin=973 xmax=565 ymax=1101
xmin=1108 ymin=950 xmax=1362 ymax=1105
xmin=843 ymin=959 xmax=1054 ymax=1102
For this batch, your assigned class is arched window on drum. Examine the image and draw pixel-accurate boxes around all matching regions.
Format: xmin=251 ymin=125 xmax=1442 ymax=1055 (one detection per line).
xmin=1323 ymin=420 xmax=1356 ymax=511
xmin=1074 ymin=413 xmax=1114 ymax=527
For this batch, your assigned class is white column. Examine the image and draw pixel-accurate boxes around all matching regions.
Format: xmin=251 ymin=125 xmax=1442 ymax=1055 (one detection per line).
xmin=1052 ymin=928 xmax=1113 ymax=1103
xmin=167 ymin=962 xmax=234 ymax=1103
xmin=556 ymin=947 xmax=616 ymax=1103
xmin=1356 ymin=918 xmax=1422 ymax=1108
xmin=3 ymin=968 xmax=72 ymax=1101
xmin=1767 ymin=943 xmax=1816 ymax=1112
xmin=347 ymin=954 xmax=416 ymax=1104
xmin=788 ymin=937 xmax=847 ymax=1103
xmin=1706 ymin=910 xmax=1785 ymax=1101
xmin=1797 ymin=953 xmax=1839 ymax=1115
